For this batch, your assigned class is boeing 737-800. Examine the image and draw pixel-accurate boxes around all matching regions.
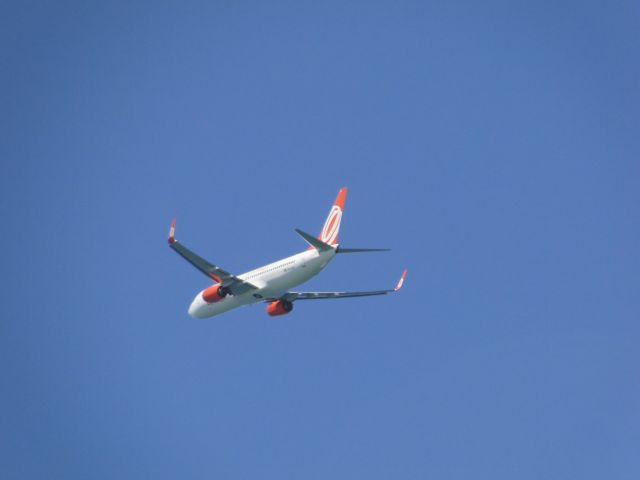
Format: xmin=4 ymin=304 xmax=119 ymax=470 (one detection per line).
xmin=168 ymin=187 xmax=406 ymax=318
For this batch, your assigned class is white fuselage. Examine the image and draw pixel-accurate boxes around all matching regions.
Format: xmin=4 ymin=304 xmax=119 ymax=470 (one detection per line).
xmin=188 ymin=248 xmax=336 ymax=318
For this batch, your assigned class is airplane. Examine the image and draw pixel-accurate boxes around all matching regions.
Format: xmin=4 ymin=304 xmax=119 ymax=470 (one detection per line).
xmin=168 ymin=187 xmax=406 ymax=319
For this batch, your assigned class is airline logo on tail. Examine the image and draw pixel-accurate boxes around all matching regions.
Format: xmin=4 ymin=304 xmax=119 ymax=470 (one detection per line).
xmin=319 ymin=187 xmax=347 ymax=246
xmin=321 ymin=205 xmax=342 ymax=244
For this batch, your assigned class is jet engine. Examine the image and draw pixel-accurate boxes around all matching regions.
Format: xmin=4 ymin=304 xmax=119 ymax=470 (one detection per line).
xmin=266 ymin=299 xmax=293 ymax=316
xmin=202 ymin=284 xmax=228 ymax=303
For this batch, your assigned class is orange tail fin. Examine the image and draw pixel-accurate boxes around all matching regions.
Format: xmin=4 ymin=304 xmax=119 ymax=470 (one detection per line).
xmin=318 ymin=187 xmax=347 ymax=246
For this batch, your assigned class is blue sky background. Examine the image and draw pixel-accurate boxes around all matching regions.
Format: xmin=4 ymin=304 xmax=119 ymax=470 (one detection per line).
xmin=2 ymin=1 xmax=639 ymax=478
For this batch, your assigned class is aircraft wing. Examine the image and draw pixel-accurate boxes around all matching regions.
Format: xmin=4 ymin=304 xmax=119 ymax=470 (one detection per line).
xmin=168 ymin=219 xmax=258 ymax=295
xmin=279 ymin=270 xmax=407 ymax=302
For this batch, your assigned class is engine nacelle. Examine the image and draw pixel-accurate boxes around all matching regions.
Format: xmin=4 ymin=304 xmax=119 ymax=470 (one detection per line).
xmin=202 ymin=284 xmax=228 ymax=303
xmin=266 ymin=299 xmax=293 ymax=316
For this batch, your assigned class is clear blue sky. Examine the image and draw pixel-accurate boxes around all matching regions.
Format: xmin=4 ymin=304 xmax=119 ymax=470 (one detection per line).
xmin=2 ymin=1 xmax=639 ymax=478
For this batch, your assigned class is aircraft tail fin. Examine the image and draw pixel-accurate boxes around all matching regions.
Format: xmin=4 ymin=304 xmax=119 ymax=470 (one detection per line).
xmin=318 ymin=187 xmax=347 ymax=246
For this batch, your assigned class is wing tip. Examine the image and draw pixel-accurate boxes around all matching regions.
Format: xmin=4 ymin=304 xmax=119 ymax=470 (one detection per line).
xmin=394 ymin=269 xmax=407 ymax=291
xmin=168 ymin=218 xmax=176 ymax=244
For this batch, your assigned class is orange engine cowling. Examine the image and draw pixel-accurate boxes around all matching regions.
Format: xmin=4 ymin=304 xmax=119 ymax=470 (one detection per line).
xmin=266 ymin=300 xmax=293 ymax=316
xmin=202 ymin=284 xmax=228 ymax=303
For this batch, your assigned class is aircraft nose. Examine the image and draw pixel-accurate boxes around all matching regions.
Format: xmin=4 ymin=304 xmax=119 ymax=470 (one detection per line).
xmin=188 ymin=297 xmax=203 ymax=318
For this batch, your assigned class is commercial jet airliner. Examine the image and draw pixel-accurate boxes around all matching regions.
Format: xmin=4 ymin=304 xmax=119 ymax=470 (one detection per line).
xmin=169 ymin=187 xmax=406 ymax=318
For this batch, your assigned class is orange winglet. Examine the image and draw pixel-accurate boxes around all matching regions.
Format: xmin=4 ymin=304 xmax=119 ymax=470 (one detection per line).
xmin=394 ymin=269 xmax=407 ymax=291
xmin=168 ymin=218 xmax=176 ymax=244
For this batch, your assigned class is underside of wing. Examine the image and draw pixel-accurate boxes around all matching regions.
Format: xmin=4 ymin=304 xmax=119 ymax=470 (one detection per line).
xmin=277 ymin=270 xmax=407 ymax=303
xmin=168 ymin=219 xmax=257 ymax=295
xmin=282 ymin=289 xmax=394 ymax=301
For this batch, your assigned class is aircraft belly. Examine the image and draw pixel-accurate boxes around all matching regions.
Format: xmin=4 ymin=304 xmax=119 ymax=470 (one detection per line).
xmin=188 ymin=250 xmax=335 ymax=318
xmin=261 ymin=259 xmax=325 ymax=298
xmin=189 ymin=292 xmax=257 ymax=319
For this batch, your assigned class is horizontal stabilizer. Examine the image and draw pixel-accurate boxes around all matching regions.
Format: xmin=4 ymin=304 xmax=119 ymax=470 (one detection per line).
xmin=336 ymin=247 xmax=390 ymax=253
xmin=295 ymin=228 xmax=334 ymax=251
